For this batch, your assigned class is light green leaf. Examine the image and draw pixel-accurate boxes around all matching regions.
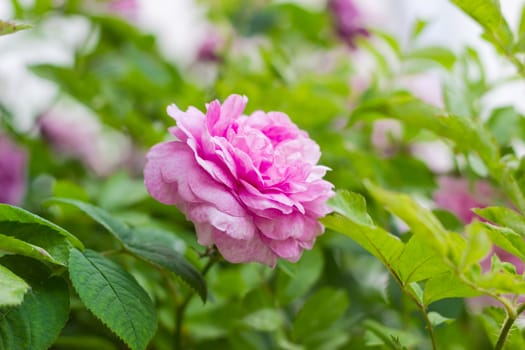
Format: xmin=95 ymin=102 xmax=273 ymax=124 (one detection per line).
xmin=395 ymin=236 xmax=450 ymax=283
xmin=68 ymin=249 xmax=157 ymax=350
xmin=459 ymin=223 xmax=492 ymax=271
xmin=424 ymin=272 xmax=482 ymax=305
xmin=0 ymin=276 xmax=69 ymax=350
xmin=50 ymin=198 xmax=207 ymax=302
xmin=0 ymin=204 xmax=83 ymax=250
xmin=406 ymin=46 xmax=456 ymax=69
xmin=474 ymin=206 xmax=525 ymax=237
xmin=0 ymin=265 xmax=29 ymax=307
xmin=0 ymin=233 xmax=65 ymax=266
xmin=476 ymin=268 xmax=525 ymax=295
xmin=450 ymin=0 xmax=513 ymax=51
xmin=322 ymin=212 xmax=404 ymax=270
xmin=365 ymin=182 xmax=449 ymax=255
xmin=0 ymin=20 xmax=31 ymax=36
xmin=469 ymin=220 xmax=525 ymax=260
xmin=243 ymin=309 xmax=283 ymax=332
xmin=427 ymin=311 xmax=454 ymax=327
xmin=292 ymin=287 xmax=349 ymax=342
xmin=327 ymin=190 xmax=373 ymax=226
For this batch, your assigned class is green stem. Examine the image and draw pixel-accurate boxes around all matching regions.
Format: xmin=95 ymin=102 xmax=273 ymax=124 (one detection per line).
xmin=495 ymin=303 xmax=525 ymax=350
xmin=174 ymin=253 xmax=218 ymax=349
xmin=389 ymin=271 xmax=438 ymax=350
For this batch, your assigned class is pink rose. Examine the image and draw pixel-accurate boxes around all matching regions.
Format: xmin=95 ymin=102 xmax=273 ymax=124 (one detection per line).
xmin=144 ymin=94 xmax=334 ymax=266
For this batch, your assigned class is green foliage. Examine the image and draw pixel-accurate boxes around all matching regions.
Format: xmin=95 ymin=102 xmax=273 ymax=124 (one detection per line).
xmin=450 ymin=0 xmax=513 ymax=51
xmin=50 ymin=198 xmax=207 ymax=302
xmin=0 ymin=204 xmax=83 ymax=250
xmin=0 ymin=276 xmax=69 ymax=350
xmin=5 ymin=0 xmax=525 ymax=348
xmin=292 ymin=288 xmax=350 ymax=345
xmin=68 ymin=249 xmax=157 ymax=350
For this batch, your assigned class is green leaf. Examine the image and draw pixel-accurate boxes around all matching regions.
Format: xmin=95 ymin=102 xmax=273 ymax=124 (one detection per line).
xmin=0 ymin=20 xmax=31 ymax=36
xmin=395 ymin=236 xmax=450 ymax=283
xmin=68 ymin=249 xmax=157 ymax=350
xmin=0 ymin=233 xmax=65 ymax=266
xmin=0 ymin=265 xmax=29 ymax=307
xmin=0 ymin=204 xmax=83 ymax=249
xmin=243 ymin=309 xmax=283 ymax=332
xmin=363 ymin=319 xmax=421 ymax=349
xmin=0 ymin=276 xmax=69 ymax=350
xmin=328 ymin=190 xmax=373 ymax=226
xmin=424 ymin=272 xmax=481 ymax=305
xmin=427 ymin=311 xmax=454 ymax=327
xmin=475 ymin=206 xmax=525 ymax=237
xmin=322 ymin=211 xmax=404 ymax=271
xmin=276 ymin=248 xmax=324 ymax=305
xmin=459 ymin=223 xmax=492 ymax=272
xmin=365 ymin=182 xmax=449 ymax=255
xmin=50 ymin=198 xmax=207 ymax=301
xmin=292 ymin=287 xmax=349 ymax=342
xmin=406 ymin=46 xmax=456 ymax=69
xmin=469 ymin=220 xmax=525 ymax=260
xmin=450 ymin=0 xmax=513 ymax=51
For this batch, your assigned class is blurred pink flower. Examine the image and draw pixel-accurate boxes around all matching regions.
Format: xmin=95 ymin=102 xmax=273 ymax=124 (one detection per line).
xmin=108 ymin=0 xmax=138 ymax=20
xmin=196 ymin=29 xmax=224 ymax=62
xmin=0 ymin=134 xmax=27 ymax=205
xmin=433 ymin=176 xmax=495 ymax=223
xmin=144 ymin=94 xmax=334 ymax=266
xmin=328 ymin=0 xmax=369 ymax=48
xmin=38 ymin=106 xmax=132 ymax=176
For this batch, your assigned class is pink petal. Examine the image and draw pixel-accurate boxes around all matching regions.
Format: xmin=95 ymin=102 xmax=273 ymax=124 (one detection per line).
xmin=212 ymin=229 xmax=277 ymax=267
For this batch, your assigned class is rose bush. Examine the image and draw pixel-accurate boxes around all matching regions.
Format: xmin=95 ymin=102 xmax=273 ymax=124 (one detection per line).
xmin=144 ymin=94 xmax=334 ymax=266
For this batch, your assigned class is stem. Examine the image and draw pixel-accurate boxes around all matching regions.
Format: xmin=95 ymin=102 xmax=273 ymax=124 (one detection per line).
xmin=419 ymin=305 xmax=438 ymax=350
xmin=174 ymin=253 xmax=218 ymax=349
xmin=495 ymin=311 xmax=517 ymax=350
xmin=496 ymin=303 xmax=525 ymax=350
xmin=389 ymin=270 xmax=438 ymax=350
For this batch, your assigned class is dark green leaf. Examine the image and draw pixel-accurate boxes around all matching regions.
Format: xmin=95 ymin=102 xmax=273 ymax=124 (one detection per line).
xmin=0 ymin=204 xmax=83 ymax=249
xmin=0 ymin=276 xmax=69 ymax=350
xmin=363 ymin=319 xmax=421 ymax=349
xmin=68 ymin=249 xmax=157 ymax=350
xmin=50 ymin=198 xmax=207 ymax=301
xmin=0 ymin=233 xmax=64 ymax=266
xmin=292 ymin=287 xmax=349 ymax=342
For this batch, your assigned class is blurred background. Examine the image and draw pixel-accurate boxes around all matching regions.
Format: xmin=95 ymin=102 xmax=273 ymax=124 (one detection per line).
xmin=3 ymin=0 xmax=525 ymax=349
